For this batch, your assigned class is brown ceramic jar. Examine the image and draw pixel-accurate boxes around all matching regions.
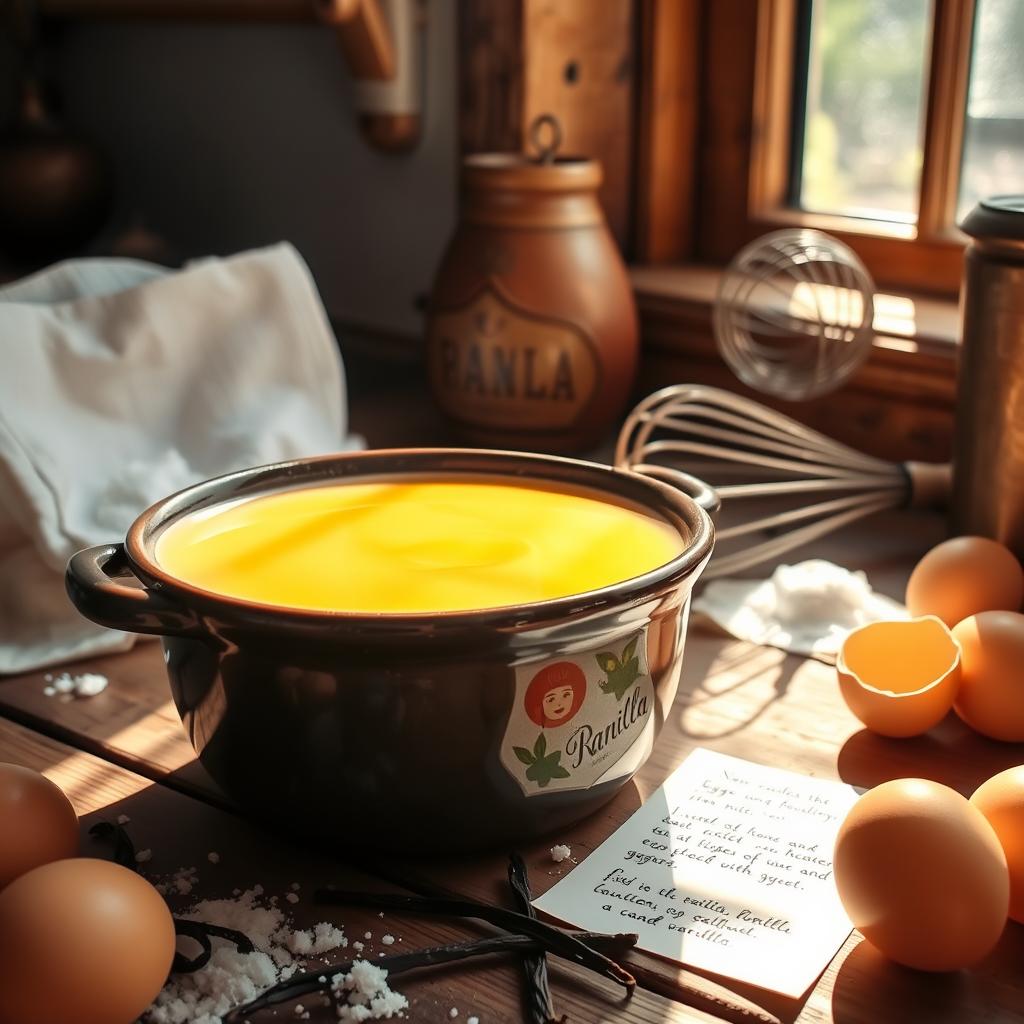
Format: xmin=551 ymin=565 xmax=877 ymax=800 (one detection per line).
xmin=426 ymin=123 xmax=639 ymax=453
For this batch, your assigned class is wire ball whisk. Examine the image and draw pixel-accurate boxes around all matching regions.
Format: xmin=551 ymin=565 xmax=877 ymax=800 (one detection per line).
xmin=615 ymin=385 xmax=950 ymax=579
xmin=714 ymin=229 xmax=876 ymax=400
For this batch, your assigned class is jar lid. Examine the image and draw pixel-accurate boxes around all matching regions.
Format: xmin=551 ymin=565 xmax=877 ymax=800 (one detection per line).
xmin=960 ymin=195 xmax=1024 ymax=246
xmin=462 ymin=114 xmax=602 ymax=194
xmin=462 ymin=153 xmax=602 ymax=193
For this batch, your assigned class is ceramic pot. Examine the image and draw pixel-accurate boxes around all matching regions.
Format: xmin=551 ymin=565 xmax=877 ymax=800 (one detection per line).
xmin=66 ymin=449 xmax=713 ymax=853
xmin=426 ymin=119 xmax=639 ymax=453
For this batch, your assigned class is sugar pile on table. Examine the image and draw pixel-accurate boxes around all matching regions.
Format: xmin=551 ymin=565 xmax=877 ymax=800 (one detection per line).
xmin=331 ymin=960 xmax=408 ymax=1021
xmin=145 ymin=885 xmax=349 ymax=1024
xmin=692 ymin=558 xmax=908 ymax=659
xmin=550 ymin=844 xmax=571 ymax=863
xmin=155 ymin=866 xmax=199 ymax=896
xmin=43 ymin=671 xmax=108 ymax=698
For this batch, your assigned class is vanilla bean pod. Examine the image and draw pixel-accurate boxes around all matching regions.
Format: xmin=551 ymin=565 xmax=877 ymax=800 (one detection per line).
xmin=315 ymin=887 xmax=637 ymax=993
xmin=88 ymin=821 xmax=138 ymax=870
xmin=225 ymin=930 xmax=635 ymax=1021
xmin=87 ymin=820 xmax=256 ymax=974
xmin=508 ymin=854 xmax=564 ymax=1024
xmin=172 ymin=919 xmax=255 ymax=974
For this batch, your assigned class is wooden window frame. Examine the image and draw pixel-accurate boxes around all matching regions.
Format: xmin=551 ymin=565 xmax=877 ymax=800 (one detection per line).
xmin=636 ymin=0 xmax=977 ymax=297
xmin=456 ymin=0 xmax=967 ymax=461
xmin=627 ymin=0 xmax=980 ymax=461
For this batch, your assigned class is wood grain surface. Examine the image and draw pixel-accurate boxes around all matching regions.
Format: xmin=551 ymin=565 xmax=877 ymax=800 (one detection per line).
xmin=4 ymin=505 xmax=1023 ymax=1022
xmin=2 ymin=364 xmax=1022 ymax=1024
xmin=0 ymin=715 xmax=718 ymax=1024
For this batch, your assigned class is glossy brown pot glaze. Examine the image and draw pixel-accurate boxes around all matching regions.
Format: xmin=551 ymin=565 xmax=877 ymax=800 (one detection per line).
xmin=66 ymin=449 xmax=713 ymax=853
xmin=426 ymin=142 xmax=639 ymax=454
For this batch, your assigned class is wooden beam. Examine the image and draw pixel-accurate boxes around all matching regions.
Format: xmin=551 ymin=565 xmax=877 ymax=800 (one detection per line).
xmin=457 ymin=0 xmax=525 ymax=155
xmin=457 ymin=0 xmax=637 ymax=249
xmin=633 ymin=0 xmax=702 ymax=262
xmin=917 ymin=0 xmax=976 ymax=239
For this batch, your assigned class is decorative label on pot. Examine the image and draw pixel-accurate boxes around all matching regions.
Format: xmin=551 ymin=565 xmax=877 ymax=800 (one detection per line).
xmin=501 ymin=629 xmax=655 ymax=797
xmin=428 ymin=286 xmax=599 ymax=431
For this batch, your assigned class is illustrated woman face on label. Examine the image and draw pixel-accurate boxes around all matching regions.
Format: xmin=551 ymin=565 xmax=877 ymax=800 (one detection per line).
xmin=543 ymin=685 xmax=576 ymax=723
xmin=525 ymin=662 xmax=587 ymax=729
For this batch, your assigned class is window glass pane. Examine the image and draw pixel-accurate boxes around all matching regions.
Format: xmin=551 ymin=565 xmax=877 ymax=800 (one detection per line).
xmin=794 ymin=0 xmax=932 ymax=223
xmin=957 ymin=0 xmax=1024 ymax=222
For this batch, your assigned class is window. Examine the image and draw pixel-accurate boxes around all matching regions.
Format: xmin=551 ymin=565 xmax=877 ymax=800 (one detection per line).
xmin=957 ymin=0 xmax=1024 ymax=219
xmin=639 ymin=0 xmax=1024 ymax=297
xmin=793 ymin=0 xmax=932 ymax=223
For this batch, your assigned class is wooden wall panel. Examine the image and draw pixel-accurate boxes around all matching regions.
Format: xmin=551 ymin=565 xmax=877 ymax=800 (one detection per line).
xmin=458 ymin=0 xmax=637 ymax=248
xmin=522 ymin=0 xmax=636 ymax=245
xmin=457 ymin=0 xmax=525 ymax=155
xmin=633 ymin=0 xmax=702 ymax=262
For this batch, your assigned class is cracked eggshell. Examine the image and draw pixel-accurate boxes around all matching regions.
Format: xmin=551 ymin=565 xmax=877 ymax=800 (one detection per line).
xmin=836 ymin=617 xmax=961 ymax=738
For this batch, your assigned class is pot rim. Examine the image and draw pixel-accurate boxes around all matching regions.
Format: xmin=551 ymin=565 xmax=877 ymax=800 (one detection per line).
xmin=124 ymin=447 xmax=715 ymax=636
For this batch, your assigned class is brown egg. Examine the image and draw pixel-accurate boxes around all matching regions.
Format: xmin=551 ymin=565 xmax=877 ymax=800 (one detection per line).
xmin=0 ymin=763 xmax=79 ymax=890
xmin=836 ymin=617 xmax=961 ymax=737
xmin=972 ymin=767 xmax=1024 ymax=923
xmin=834 ymin=778 xmax=1008 ymax=971
xmin=0 ymin=858 xmax=176 ymax=1024
xmin=952 ymin=611 xmax=1024 ymax=741
xmin=905 ymin=536 xmax=1023 ymax=627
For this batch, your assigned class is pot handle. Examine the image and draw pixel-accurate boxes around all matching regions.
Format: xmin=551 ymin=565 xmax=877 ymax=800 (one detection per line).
xmin=627 ymin=463 xmax=721 ymax=518
xmin=66 ymin=544 xmax=201 ymax=638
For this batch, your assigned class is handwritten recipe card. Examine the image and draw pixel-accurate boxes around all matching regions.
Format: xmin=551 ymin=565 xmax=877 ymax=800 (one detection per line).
xmin=534 ymin=749 xmax=859 ymax=997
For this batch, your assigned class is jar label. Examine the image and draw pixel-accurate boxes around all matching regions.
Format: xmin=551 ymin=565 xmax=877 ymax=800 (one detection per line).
xmin=500 ymin=628 xmax=655 ymax=797
xmin=428 ymin=286 xmax=599 ymax=430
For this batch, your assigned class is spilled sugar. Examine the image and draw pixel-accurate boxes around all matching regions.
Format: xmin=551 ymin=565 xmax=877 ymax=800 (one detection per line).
xmin=155 ymin=866 xmax=199 ymax=897
xmin=145 ymin=885 xmax=352 ymax=1024
xmin=332 ymin=960 xmax=408 ymax=1021
xmin=43 ymin=671 xmax=109 ymax=698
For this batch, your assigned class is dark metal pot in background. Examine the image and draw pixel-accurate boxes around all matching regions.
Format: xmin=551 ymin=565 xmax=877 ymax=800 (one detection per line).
xmin=952 ymin=196 xmax=1024 ymax=557
xmin=66 ymin=448 xmax=714 ymax=853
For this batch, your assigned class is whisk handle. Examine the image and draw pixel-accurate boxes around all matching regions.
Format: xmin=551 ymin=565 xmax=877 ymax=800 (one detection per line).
xmin=904 ymin=461 xmax=952 ymax=509
xmin=626 ymin=463 xmax=722 ymax=518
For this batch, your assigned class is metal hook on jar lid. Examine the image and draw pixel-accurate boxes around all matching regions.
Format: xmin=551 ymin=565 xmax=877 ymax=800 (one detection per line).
xmin=528 ymin=114 xmax=562 ymax=165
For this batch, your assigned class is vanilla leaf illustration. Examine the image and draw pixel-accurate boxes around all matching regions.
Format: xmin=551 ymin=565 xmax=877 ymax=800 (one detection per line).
xmin=525 ymin=748 xmax=570 ymax=788
xmin=597 ymin=639 xmax=642 ymax=701
xmin=513 ymin=746 xmax=535 ymax=766
xmin=622 ymin=635 xmax=639 ymax=664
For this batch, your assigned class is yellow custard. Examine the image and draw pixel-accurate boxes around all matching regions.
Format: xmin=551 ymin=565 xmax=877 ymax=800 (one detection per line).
xmin=155 ymin=479 xmax=684 ymax=613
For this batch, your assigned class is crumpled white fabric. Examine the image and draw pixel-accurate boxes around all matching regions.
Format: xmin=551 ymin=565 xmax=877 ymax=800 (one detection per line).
xmin=691 ymin=559 xmax=908 ymax=660
xmin=0 ymin=243 xmax=354 ymax=673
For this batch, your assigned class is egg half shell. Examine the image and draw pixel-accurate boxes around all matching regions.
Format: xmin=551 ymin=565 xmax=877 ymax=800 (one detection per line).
xmin=834 ymin=778 xmax=1008 ymax=971
xmin=972 ymin=766 xmax=1024 ymax=923
xmin=836 ymin=617 xmax=961 ymax=738
xmin=0 ymin=763 xmax=79 ymax=890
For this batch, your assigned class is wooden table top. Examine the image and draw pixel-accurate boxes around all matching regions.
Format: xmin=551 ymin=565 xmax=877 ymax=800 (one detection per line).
xmin=1 ymin=395 xmax=1022 ymax=1023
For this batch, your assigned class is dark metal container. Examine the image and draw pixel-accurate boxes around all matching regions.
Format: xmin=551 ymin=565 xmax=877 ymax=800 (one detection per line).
xmin=66 ymin=448 xmax=714 ymax=853
xmin=953 ymin=196 xmax=1024 ymax=555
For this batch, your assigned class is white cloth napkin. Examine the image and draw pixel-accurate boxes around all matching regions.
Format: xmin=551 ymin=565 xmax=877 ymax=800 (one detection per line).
xmin=0 ymin=243 xmax=353 ymax=674
xmin=691 ymin=559 xmax=908 ymax=661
